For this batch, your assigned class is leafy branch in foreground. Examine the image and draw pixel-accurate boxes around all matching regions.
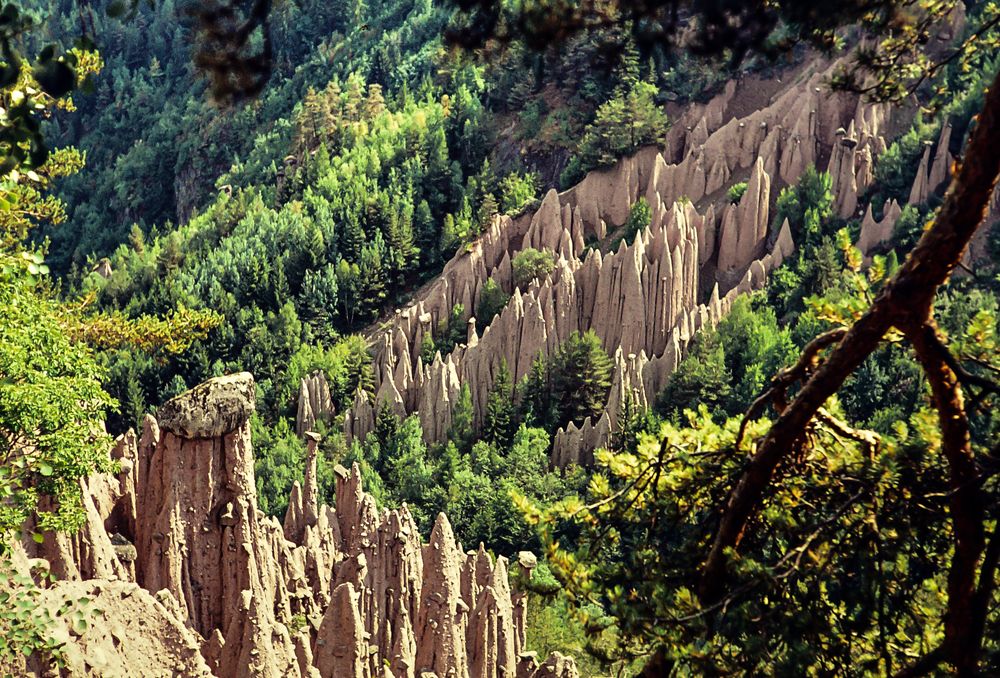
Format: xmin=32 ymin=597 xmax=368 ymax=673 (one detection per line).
xmin=525 ymin=69 xmax=1000 ymax=672
xmin=0 ymin=560 xmax=64 ymax=667
xmin=701 ymin=65 xmax=1000 ymax=675
xmin=0 ymin=250 xmax=115 ymax=536
xmin=0 ymin=30 xmax=223 ymax=667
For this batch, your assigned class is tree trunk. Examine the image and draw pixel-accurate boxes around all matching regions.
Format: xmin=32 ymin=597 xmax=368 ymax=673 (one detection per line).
xmin=699 ymin=65 xmax=1000 ymax=672
xmin=639 ymin=647 xmax=673 ymax=677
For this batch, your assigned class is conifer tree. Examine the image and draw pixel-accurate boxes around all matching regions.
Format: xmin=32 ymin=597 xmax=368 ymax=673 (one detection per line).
xmin=372 ymin=402 xmax=399 ymax=471
xmin=343 ymin=74 xmax=365 ymax=123
xmin=612 ymin=388 xmax=642 ymax=452
xmin=339 ymin=211 xmax=366 ymax=261
xmin=476 ymin=277 xmax=510 ymax=332
xmin=420 ymin=331 xmax=437 ymax=365
xmin=550 ymin=330 xmax=613 ymax=428
xmin=448 ymin=383 xmax=475 ymax=454
xmin=519 ymin=353 xmax=551 ymax=430
xmin=483 ymin=359 xmax=516 ymax=449
xmin=477 ymin=192 xmax=498 ymax=230
xmin=386 ymin=192 xmax=416 ymax=277
xmin=294 ymin=87 xmax=323 ymax=157
xmin=364 ymin=83 xmax=386 ymax=119
xmin=322 ymin=79 xmax=344 ymax=147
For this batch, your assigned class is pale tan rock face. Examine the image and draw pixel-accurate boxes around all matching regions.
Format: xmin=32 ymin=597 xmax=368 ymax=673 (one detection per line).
xmin=135 ymin=374 xmax=303 ymax=678
xmin=345 ymin=386 xmax=376 ymax=444
xmin=297 ymin=371 xmax=334 ymax=437
xmin=7 ymin=579 xmax=214 ymax=678
xmin=93 ymin=258 xmax=113 ymax=279
xmin=284 ymin=481 xmax=307 ymax=543
xmin=416 ymin=514 xmax=469 ymax=677
xmin=155 ymin=371 xmax=256 ymax=438
xmin=346 ymin=59 xmax=910 ymax=467
xmin=315 ymin=582 xmax=369 ymax=678
xmin=302 ymin=433 xmax=321 ymax=528
xmin=828 ymin=130 xmax=859 ymax=219
xmin=31 ymin=372 xmax=565 ymax=678
xmin=909 ymin=145 xmax=932 ymax=206
xmin=20 ymin=475 xmax=130 ymax=584
xmin=774 ymin=219 xmax=795 ymax=267
xmin=717 ymin=157 xmax=771 ymax=274
xmin=929 ymin=121 xmax=953 ymax=192
xmin=356 ymin=62 xmax=904 ymax=458
xmin=857 ymin=199 xmax=902 ymax=256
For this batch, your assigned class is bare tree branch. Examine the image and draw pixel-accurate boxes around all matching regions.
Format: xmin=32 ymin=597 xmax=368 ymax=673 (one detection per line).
xmin=815 ymin=407 xmax=880 ymax=458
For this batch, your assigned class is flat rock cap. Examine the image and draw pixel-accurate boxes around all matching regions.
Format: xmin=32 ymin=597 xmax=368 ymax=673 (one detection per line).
xmin=156 ymin=372 xmax=256 ymax=438
xmin=517 ymin=551 xmax=537 ymax=569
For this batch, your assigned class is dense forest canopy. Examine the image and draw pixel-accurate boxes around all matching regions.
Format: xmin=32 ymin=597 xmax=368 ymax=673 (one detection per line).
xmin=0 ymin=0 xmax=998 ymax=675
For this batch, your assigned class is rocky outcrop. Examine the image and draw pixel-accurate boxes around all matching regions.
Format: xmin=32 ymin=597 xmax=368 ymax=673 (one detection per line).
xmin=344 ymin=386 xmax=377 ymax=445
xmin=518 ymin=652 xmax=580 ymax=678
xmin=907 ymin=120 xmax=955 ymax=209
xmin=908 ymin=143 xmax=933 ymax=206
xmin=928 ymin=120 xmax=954 ymax=191
xmin=314 ymin=582 xmax=368 ymax=678
xmin=18 ymin=433 xmax=137 ymax=583
xmin=296 ymin=371 xmax=334 ymax=437
xmin=717 ymin=157 xmax=770 ymax=273
xmin=345 ymin=58 xmax=898 ymax=465
xmin=136 ymin=374 xmax=303 ymax=678
xmin=284 ymin=432 xmax=322 ymax=543
xmin=93 ymin=258 xmax=112 ymax=278
xmin=857 ymin=199 xmax=903 ymax=256
xmin=355 ymin=184 xmax=789 ymax=464
xmin=551 ymin=412 xmax=613 ymax=468
xmin=19 ymin=373 xmax=573 ymax=678
xmin=365 ymin=57 xmax=888 ymax=344
xmin=7 ymin=579 xmax=214 ymax=677
xmin=154 ymin=371 xmax=256 ymax=438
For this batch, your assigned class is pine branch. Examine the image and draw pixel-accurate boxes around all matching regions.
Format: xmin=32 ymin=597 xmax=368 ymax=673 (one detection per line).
xmin=699 ymin=65 xmax=1000 ymax=675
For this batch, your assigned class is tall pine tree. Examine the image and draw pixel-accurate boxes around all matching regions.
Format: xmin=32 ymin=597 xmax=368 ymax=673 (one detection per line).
xmin=483 ymin=359 xmax=515 ymax=449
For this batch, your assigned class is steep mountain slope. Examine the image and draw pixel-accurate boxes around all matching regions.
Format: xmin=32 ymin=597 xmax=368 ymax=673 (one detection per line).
xmin=337 ymin=51 xmax=978 ymax=468
xmin=38 ymin=0 xmax=450 ymax=268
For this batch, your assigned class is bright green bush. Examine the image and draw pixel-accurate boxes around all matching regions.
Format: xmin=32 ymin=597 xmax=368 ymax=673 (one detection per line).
xmin=512 ymin=248 xmax=556 ymax=288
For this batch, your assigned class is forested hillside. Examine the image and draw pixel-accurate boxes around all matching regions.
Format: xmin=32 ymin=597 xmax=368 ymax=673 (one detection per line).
xmin=37 ymin=0 xmax=703 ymax=272
xmin=2 ymin=0 xmax=1000 ymax=676
xmin=32 ymin=0 xmax=735 ymax=555
xmin=31 ymin=0 xmax=684 ymax=427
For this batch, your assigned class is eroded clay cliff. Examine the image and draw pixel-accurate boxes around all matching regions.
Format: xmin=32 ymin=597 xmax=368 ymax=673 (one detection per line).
xmin=342 ymin=56 xmax=906 ymax=466
xmin=15 ymin=373 xmax=578 ymax=678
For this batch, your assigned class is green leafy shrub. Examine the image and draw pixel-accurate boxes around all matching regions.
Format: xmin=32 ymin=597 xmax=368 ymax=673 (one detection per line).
xmin=512 ymin=248 xmax=555 ymax=288
xmin=0 ymin=255 xmax=114 ymax=535
xmin=771 ymin=165 xmax=834 ymax=251
xmin=476 ymin=278 xmax=512 ymax=331
xmin=499 ymin=171 xmax=540 ymax=215
xmin=727 ymin=181 xmax=748 ymax=203
xmin=622 ymin=197 xmax=652 ymax=246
